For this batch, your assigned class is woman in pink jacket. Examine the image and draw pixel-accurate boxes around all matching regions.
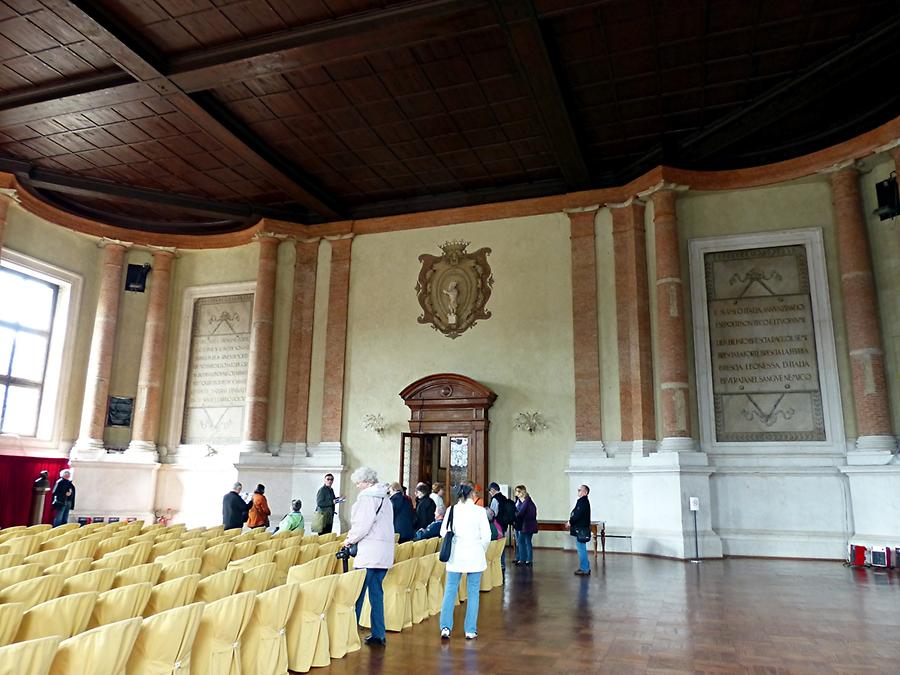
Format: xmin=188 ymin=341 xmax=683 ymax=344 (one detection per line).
xmin=343 ymin=466 xmax=394 ymax=647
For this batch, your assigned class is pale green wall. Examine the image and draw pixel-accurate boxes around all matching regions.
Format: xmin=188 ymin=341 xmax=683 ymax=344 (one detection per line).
xmin=673 ymin=178 xmax=856 ymax=438
xmin=342 ymin=214 xmax=577 ymax=520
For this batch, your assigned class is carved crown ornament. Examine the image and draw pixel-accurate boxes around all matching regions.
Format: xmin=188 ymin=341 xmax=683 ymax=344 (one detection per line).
xmin=415 ymin=240 xmax=494 ymax=339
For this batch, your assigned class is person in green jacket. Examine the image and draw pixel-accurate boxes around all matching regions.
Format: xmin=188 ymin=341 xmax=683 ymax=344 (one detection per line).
xmin=276 ymin=499 xmax=305 ymax=533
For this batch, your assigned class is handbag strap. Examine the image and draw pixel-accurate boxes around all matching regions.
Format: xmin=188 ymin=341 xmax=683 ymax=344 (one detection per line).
xmin=447 ymin=505 xmax=454 ymax=533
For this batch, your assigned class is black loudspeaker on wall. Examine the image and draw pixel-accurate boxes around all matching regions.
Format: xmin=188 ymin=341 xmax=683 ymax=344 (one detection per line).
xmin=874 ymin=172 xmax=899 ymax=221
xmin=125 ymin=263 xmax=151 ymax=292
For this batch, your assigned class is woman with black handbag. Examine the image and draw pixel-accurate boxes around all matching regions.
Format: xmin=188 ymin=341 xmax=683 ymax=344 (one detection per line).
xmin=569 ymin=485 xmax=592 ymax=576
xmin=438 ymin=483 xmax=492 ymax=640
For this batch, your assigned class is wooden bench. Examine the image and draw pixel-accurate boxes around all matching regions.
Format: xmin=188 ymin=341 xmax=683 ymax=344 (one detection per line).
xmin=533 ymin=521 xmax=632 ymax=556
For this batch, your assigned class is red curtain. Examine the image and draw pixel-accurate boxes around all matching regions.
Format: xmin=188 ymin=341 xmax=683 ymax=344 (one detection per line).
xmin=0 ymin=454 xmax=70 ymax=528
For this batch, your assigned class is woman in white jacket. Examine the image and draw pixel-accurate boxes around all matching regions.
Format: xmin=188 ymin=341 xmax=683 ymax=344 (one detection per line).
xmin=439 ymin=483 xmax=492 ymax=639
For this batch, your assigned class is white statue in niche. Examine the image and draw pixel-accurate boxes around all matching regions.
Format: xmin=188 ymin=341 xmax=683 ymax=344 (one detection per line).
xmin=443 ymin=280 xmax=459 ymax=324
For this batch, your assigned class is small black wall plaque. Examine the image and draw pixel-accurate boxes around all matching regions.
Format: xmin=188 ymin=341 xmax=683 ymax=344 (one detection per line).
xmin=107 ymin=396 xmax=134 ymax=427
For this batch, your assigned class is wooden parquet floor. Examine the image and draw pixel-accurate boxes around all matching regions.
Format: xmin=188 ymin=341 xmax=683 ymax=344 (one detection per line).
xmin=305 ymin=549 xmax=900 ymax=674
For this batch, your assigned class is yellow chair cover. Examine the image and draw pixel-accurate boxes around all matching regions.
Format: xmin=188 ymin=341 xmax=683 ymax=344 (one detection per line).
xmin=199 ymin=542 xmax=234 ymax=576
xmin=239 ymin=582 xmax=297 ymax=675
xmin=272 ymin=528 xmax=301 ymax=539
xmin=299 ymin=535 xmax=317 ymax=545
xmin=62 ymin=568 xmax=116 ymax=595
xmin=3 ymin=536 xmax=39 ymax=557
xmin=88 ymin=582 xmax=152 ymax=628
xmin=126 ymin=602 xmax=204 ymax=675
xmin=296 ymin=543 xmax=319 ymax=564
xmin=155 ymin=544 xmax=203 ymax=567
xmin=115 ymin=542 xmax=152 ymax=566
xmin=76 ymin=523 xmax=105 ymax=536
xmin=23 ymin=549 xmax=66 ymax=571
xmin=201 ymin=526 xmax=223 ymax=538
xmin=315 ymin=541 xmax=342 ymax=559
xmin=237 ymin=562 xmax=275 ymax=594
xmin=285 ymin=575 xmax=337 ymax=673
xmin=227 ymin=549 xmax=275 ymax=571
xmin=154 ymin=533 xmax=180 ymax=544
xmin=44 ymin=558 xmax=92 ymax=577
xmin=426 ymin=537 xmax=441 ymax=555
xmin=195 ymin=568 xmax=241 ymax=604
xmin=222 ymin=528 xmax=243 ymax=538
xmin=25 ymin=525 xmax=52 ymax=535
xmin=0 ymin=553 xmax=24 ymax=570
xmin=148 ymin=540 xmax=180 ymax=561
xmin=40 ymin=531 xmax=78 ymax=551
xmin=0 ymin=562 xmax=41 ymax=590
xmin=49 ymin=618 xmax=141 ymax=675
xmin=394 ymin=541 xmax=414 ymax=562
xmin=412 ymin=554 xmax=436 ymax=624
xmin=113 ymin=562 xmax=162 ymax=589
xmin=230 ymin=541 xmax=256 ymax=560
xmin=0 ymin=603 xmax=24 ymax=647
xmin=143 ymin=574 xmax=200 ymax=617
xmin=411 ymin=539 xmax=429 ymax=558
xmin=428 ymin=558 xmax=445 ymax=616
xmin=0 ymin=574 xmax=64 ymax=610
xmin=167 ymin=524 xmax=187 ymax=535
xmin=251 ymin=530 xmax=270 ymax=542
xmin=16 ymin=591 xmax=98 ymax=641
xmin=253 ymin=539 xmax=281 ymax=553
xmin=61 ymin=538 xmax=97 ymax=561
xmin=141 ymin=524 xmax=165 ymax=534
xmin=93 ymin=535 xmax=129 ymax=559
xmin=325 ymin=569 xmax=366 ymax=659
xmin=232 ymin=531 xmax=256 ymax=544
xmin=0 ymin=635 xmax=61 ymax=675
xmin=89 ymin=554 xmax=132 ymax=573
xmin=271 ymin=546 xmax=300 ymax=586
xmin=393 ymin=533 xmax=401 ymax=543
xmin=0 ymin=526 xmax=27 ymax=539
xmin=285 ymin=558 xmax=318 ymax=585
xmin=191 ymin=591 xmax=255 ymax=675
xmin=489 ymin=539 xmax=505 ymax=588
xmin=359 ymin=558 xmax=416 ymax=632
xmin=157 ymin=557 xmax=202 ymax=583
xmin=317 ymin=533 xmax=337 ymax=544
xmin=203 ymin=535 xmax=231 ymax=549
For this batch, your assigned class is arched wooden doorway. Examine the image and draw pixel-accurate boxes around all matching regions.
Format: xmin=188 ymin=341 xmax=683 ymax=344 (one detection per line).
xmin=398 ymin=373 xmax=497 ymax=494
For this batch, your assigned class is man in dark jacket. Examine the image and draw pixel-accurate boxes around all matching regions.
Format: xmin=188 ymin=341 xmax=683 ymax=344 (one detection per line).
xmin=223 ymin=481 xmax=250 ymax=530
xmin=389 ymin=482 xmax=415 ymax=543
xmin=414 ymin=483 xmax=436 ymax=530
xmin=568 ymin=484 xmax=592 ymax=575
xmin=51 ymin=468 xmax=76 ymax=527
xmin=315 ymin=473 xmax=338 ymax=534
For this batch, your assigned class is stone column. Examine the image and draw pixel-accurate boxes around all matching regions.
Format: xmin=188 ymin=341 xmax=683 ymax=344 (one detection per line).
xmin=611 ymin=199 xmax=656 ymax=452
xmin=830 ymin=167 xmax=896 ymax=456
xmin=321 ymin=236 xmax=354 ymax=444
xmin=567 ymin=208 xmax=604 ymax=455
xmin=126 ymin=248 xmax=175 ymax=459
xmin=242 ymin=233 xmax=280 ymax=454
xmin=281 ymin=238 xmax=319 ymax=455
xmin=650 ymin=187 xmax=696 ymax=452
xmin=73 ymin=240 xmax=129 ymax=458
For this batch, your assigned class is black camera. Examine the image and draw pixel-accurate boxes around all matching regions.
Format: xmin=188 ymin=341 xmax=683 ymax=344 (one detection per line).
xmin=335 ymin=544 xmax=356 ymax=560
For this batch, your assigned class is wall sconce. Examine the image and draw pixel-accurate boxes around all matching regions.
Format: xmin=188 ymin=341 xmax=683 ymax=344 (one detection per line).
xmin=362 ymin=414 xmax=386 ymax=434
xmin=874 ymin=172 xmax=898 ymax=221
xmin=513 ymin=411 xmax=549 ymax=434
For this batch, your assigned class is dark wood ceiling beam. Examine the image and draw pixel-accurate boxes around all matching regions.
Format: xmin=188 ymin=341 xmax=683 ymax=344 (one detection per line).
xmin=0 ymin=157 xmax=308 ymax=221
xmin=676 ymin=14 xmax=900 ymax=163
xmin=0 ymin=70 xmax=134 ymax=113
xmin=492 ymin=0 xmax=590 ymax=190
xmin=169 ymin=0 xmax=495 ymax=92
xmin=37 ymin=0 xmax=341 ymax=219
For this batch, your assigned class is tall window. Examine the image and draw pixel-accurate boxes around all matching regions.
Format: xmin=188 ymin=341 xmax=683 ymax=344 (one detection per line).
xmin=0 ymin=250 xmax=79 ymax=445
xmin=0 ymin=267 xmax=58 ymax=436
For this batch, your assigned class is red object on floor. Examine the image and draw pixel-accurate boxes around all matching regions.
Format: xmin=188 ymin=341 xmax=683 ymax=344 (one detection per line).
xmin=848 ymin=544 xmax=868 ymax=566
xmin=0 ymin=454 xmax=70 ymax=527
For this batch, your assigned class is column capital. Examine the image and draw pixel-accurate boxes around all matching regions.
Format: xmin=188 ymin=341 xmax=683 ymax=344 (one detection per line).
xmin=607 ymin=196 xmax=646 ymax=209
xmin=637 ymin=181 xmax=689 ymax=199
xmin=819 ymin=158 xmax=862 ymax=176
xmin=327 ymin=236 xmax=353 ymax=262
xmin=145 ymin=245 xmax=178 ymax=258
xmin=873 ymin=137 xmax=900 ymax=154
xmin=324 ymin=233 xmax=355 ymax=241
xmin=562 ymin=204 xmax=600 ymax=214
xmin=0 ymin=188 xmax=20 ymax=203
xmin=97 ymin=237 xmax=132 ymax=250
xmin=253 ymin=231 xmax=286 ymax=243
xmin=566 ymin=209 xmax=597 ymax=239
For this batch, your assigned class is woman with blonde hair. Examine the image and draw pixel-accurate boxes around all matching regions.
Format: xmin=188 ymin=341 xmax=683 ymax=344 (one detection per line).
xmin=513 ymin=484 xmax=538 ymax=566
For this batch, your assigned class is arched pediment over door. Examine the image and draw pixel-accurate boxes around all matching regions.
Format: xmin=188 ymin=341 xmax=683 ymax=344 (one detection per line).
xmin=399 ymin=374 xmax=497 ymax=495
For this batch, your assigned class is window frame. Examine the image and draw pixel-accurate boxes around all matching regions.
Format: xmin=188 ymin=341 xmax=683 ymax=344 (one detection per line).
xmin=0 ymin=249 xmax=82 ymax=452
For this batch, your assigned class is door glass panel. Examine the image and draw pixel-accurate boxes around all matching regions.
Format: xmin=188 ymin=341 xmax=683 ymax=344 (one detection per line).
xmin=2 ymin=385 xmax=40 ymax=435
xmin=449 ymin=436 xmax=469 ymax=494
xmin=401 ymin=435 xmax=412 ymax=489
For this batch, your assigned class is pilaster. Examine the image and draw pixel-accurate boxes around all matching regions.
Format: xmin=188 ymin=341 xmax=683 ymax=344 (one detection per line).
xmin=321 ymin=235 xmax=354 ymax=443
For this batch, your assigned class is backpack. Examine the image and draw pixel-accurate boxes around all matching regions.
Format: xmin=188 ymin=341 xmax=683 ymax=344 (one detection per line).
xmin=495 ymin=493 xmax=517 ymax=529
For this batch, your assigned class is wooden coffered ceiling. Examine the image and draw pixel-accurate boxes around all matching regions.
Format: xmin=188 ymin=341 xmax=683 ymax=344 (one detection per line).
xmin=0 ymin=0 xmax=897 ymax=234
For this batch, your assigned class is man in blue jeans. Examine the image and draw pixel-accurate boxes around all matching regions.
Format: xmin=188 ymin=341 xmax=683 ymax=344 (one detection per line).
xmin=568 ymin=484 xmax=592 ymax=575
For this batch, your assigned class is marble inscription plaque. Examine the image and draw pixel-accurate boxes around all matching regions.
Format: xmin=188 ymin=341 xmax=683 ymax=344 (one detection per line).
xmin=181 ymin=294 xmax=252 ymax=444
xmin=705 ymin=245 xmax=825 ymax=442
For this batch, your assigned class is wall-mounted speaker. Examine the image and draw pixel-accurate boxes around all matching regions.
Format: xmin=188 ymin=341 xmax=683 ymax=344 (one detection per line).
xmin=125 ymin=263 xmax=151 ymax=292
xmin=874 ymin=172 xmax=898 ymax=221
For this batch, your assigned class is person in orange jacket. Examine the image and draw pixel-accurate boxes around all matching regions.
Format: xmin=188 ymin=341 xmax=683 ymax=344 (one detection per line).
xmin=247 ymin=483 xmax=271 ymax=528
